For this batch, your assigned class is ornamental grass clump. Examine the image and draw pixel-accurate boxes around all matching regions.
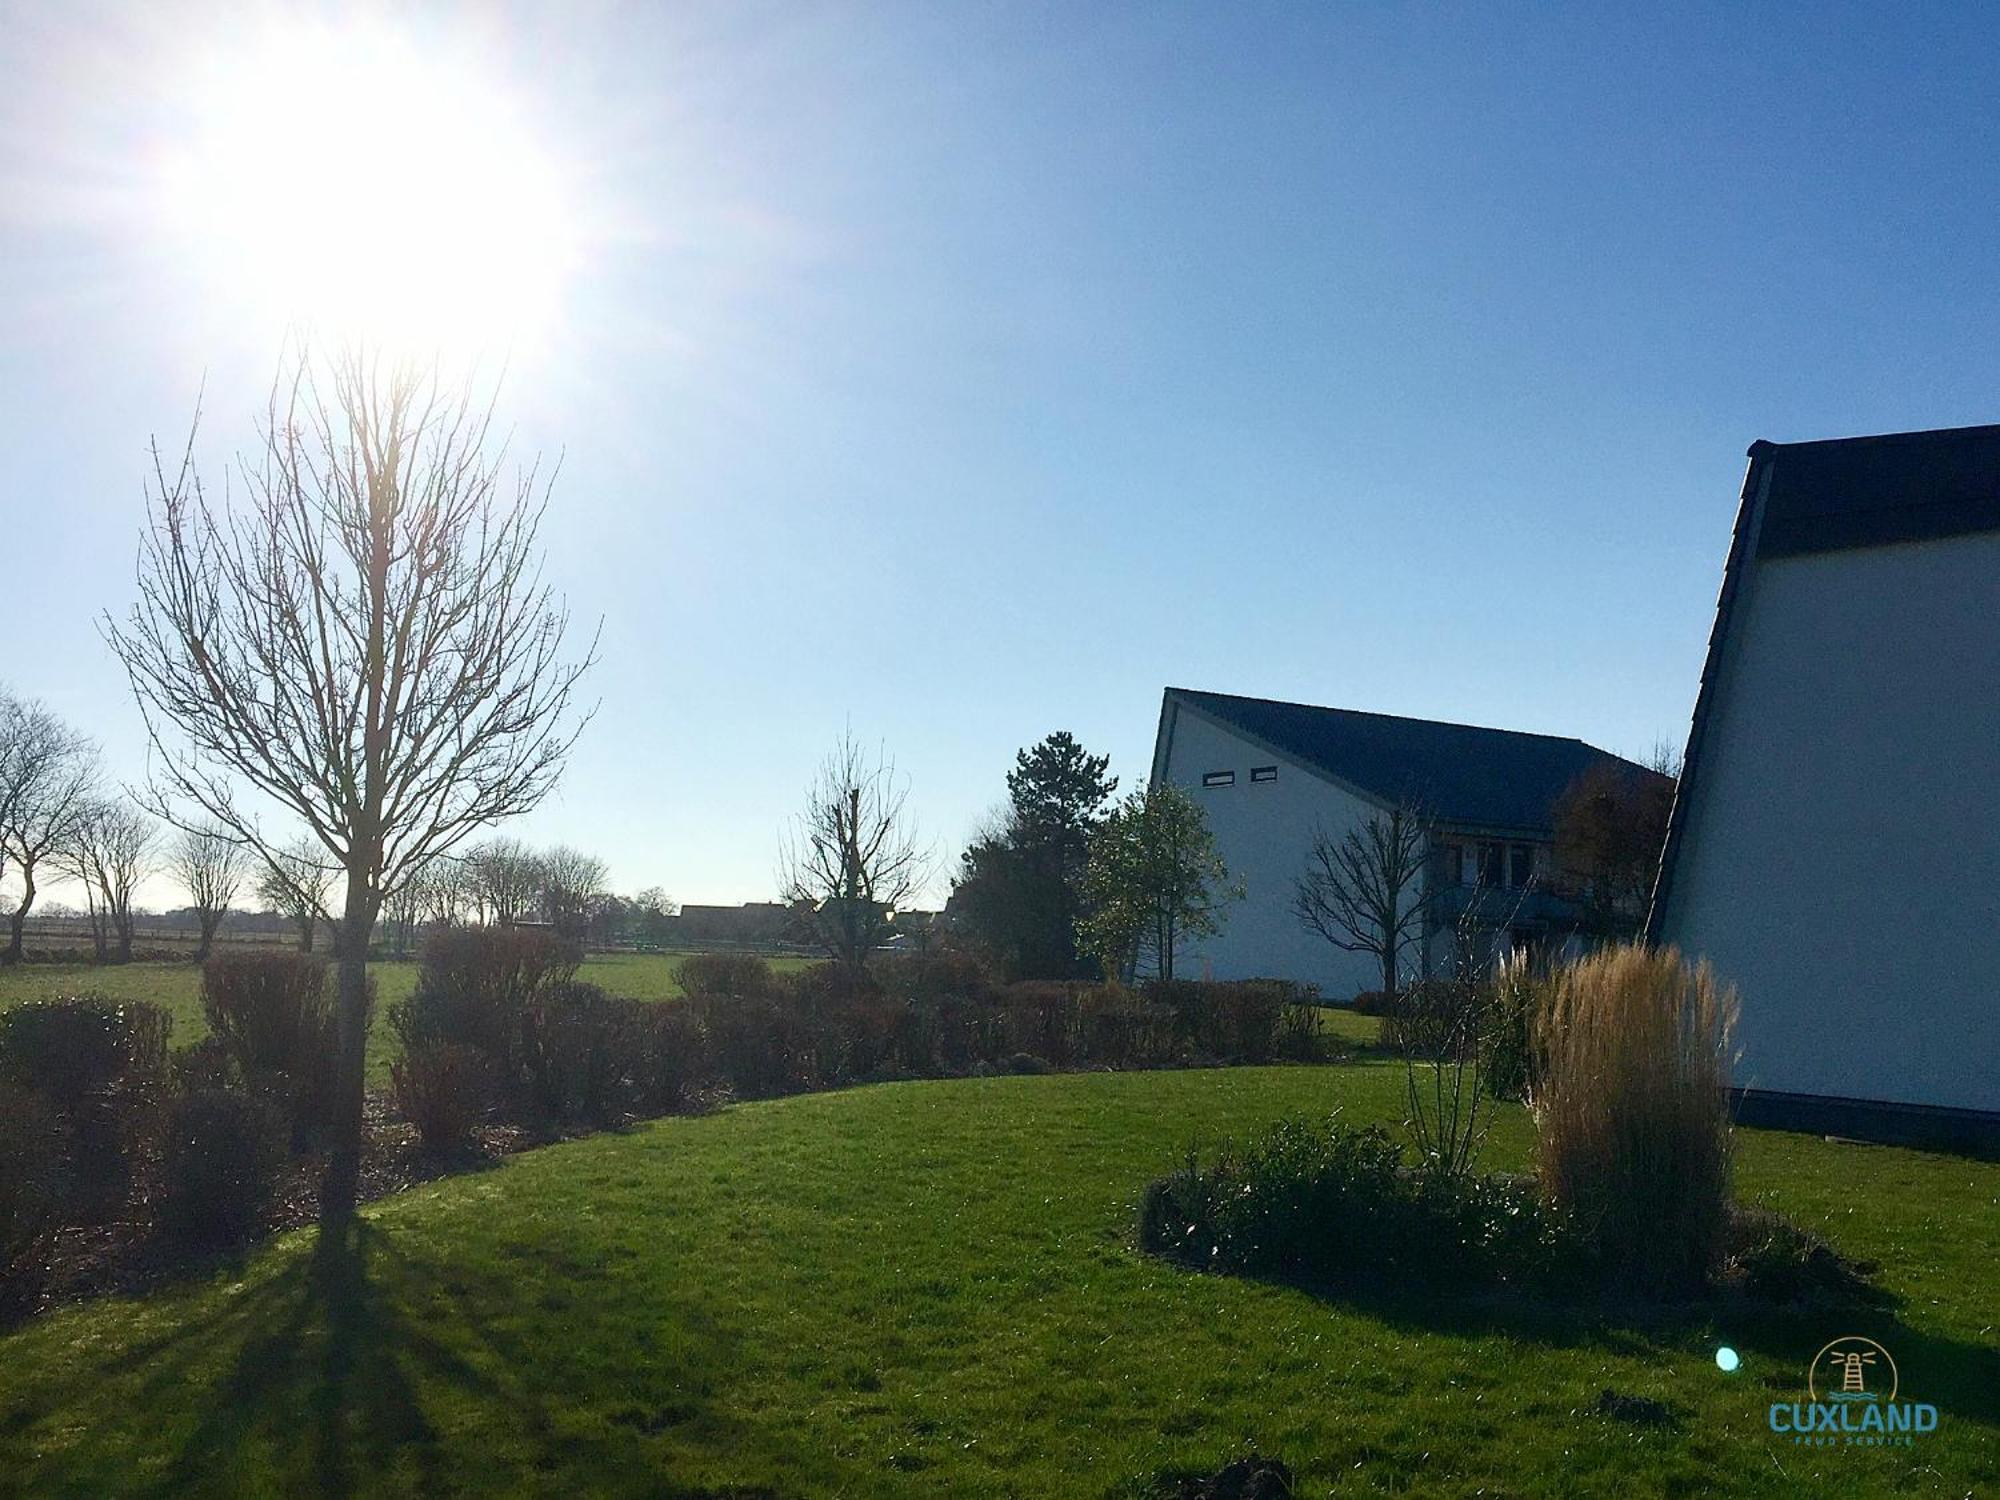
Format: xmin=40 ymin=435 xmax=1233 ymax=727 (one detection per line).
xmin=1532 ymin=944 xmax=1737 ymax=1294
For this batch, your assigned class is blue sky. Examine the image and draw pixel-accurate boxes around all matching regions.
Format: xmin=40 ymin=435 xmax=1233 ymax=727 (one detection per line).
xmin=5 ymin=2 xmax=1999 ymax=907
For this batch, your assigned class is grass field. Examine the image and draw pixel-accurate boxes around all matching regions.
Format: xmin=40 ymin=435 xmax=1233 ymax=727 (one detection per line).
xmin=2 ymin=1062 xmax=1993 ymax=1497
xmin=0 ymin=952 xmax=818 ymax=1086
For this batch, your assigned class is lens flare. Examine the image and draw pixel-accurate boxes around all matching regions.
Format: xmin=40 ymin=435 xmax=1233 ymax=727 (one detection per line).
xmin=158 ymin=19 xmax=577 ymax=357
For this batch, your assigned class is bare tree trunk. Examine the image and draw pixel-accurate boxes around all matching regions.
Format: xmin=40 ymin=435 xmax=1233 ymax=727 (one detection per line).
xmin=321 ymin=875 xmax=376 ymax=1225
xmin=5 ymin=867 xmax=32 ymax=962
xmin=194 ymin=910 xmax=220 ymax=963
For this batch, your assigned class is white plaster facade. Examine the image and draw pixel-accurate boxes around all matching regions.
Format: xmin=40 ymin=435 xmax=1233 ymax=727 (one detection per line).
xmin=1655 ymin=503 xmax=2000 ymax=1115
xmin=1151 ymin=697 xmax=1386 ymax=996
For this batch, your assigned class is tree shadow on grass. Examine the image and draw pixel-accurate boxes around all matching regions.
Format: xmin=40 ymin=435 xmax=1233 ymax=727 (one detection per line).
xmin=19 ymin=1218 xmax=771 ymax=1498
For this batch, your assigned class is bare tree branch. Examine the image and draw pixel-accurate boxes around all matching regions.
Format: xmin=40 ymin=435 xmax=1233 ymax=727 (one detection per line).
xmin=1292 ymin=803 xmax=1435 ymax=999
xmin=102 ymin=340 xmax=595 ymax=1221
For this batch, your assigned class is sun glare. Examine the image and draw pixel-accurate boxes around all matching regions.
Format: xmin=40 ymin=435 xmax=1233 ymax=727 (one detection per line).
xmin=160 ymin=21 xmax=577 ymax=357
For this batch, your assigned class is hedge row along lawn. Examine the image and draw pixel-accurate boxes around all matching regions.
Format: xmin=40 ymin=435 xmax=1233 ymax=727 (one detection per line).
xmin=0 ymin=953 xmax=820 ymax=1086
xmin=3 ymin=1063 xmax=1994 ymax=1497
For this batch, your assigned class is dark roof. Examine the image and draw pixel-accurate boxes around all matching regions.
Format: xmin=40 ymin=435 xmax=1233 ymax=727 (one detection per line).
xmin=1166 ymin=687 xmax=1660 ymax=833
xmin=1752 ymin=422 xmax=2000 ymax=559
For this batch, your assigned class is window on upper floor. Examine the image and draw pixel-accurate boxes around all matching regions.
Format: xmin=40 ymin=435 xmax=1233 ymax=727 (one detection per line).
xmin=1510 ymin=843 xmax=1535 ymax=889
xmin=1433 ymin=842 xmax=1464 ymax=887
xmin=1201 ymin=770 xmax=1235 ymax=788
xmin=1480 ymin=841 xmax=1506 ymax=888
xmin=1250 ymin=765 xmax=1277 ymax=783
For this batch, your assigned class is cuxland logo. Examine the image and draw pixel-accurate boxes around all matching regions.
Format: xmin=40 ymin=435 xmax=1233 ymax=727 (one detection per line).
xmin=1768 ymin=1336 xmax=1940 ymax=1447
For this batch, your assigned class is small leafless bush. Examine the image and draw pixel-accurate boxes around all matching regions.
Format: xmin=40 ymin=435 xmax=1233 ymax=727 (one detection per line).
xmin=390 ymin=1043 xmax=494 ymax=1154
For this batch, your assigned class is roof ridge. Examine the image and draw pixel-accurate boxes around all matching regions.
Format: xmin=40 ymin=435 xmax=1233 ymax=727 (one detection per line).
xmin=1165 ymin=686 xmax=1594 ymax=750
xmin=1751 ymin=419 xmax=2000 ymax=455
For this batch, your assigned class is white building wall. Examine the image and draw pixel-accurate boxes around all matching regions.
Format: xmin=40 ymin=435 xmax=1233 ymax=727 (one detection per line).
xmin=1155 ymin=703 xmax=1385 ymax=998
xmin=1660 ymin=529 xmax=2000 ymax=1114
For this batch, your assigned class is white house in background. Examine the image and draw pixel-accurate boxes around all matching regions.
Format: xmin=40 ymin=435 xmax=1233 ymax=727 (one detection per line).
xmin=1649 ymin=424 xmax=2000 ymax=1151
xmin=1150 ymin=687 xmax=1663 ymax=998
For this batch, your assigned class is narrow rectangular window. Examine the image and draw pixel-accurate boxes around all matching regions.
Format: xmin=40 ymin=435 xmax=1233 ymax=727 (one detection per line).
xmin=1433 ymin=842 xmax=1463 ymax=887
xmin=1480 ymin=842 xmax=1505 ymax=887
xmin=1202 ymin=770 xmax=1235 ymax=788
xmin=1510 ymin=844 xmax=1535 ymax=889
xmin=1250 ymin=765 xmax=1278 ymax=783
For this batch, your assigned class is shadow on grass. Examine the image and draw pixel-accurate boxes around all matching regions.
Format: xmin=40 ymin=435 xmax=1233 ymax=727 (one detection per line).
xmin=18 ymin=1218 xmax=769 ymax=1498
xmin=1259 ymin=1272 xmax=2000 ymax=1431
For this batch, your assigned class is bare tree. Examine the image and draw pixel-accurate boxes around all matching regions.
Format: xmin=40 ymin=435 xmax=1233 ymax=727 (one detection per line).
xmin=418 ymin=856 xmax=471 ymax=928
xmin=0 ymin=690 xmax=100 ymax=963
xmin=106 ymin=345 xmax=595 ymax=1222
xmin=538 ymin=844 xmax=608 ymax=941
xmin=61 ymin=801 xmax=156 ymax=964
xmin=466 ymin=836 xmax=544 ymax=926
xmin=253 ymin=837 xmax=336 ymax=953
xmin=382 ymin=854 xmax=436 ymax=958
xmin=170 ymin=823 xmax=246 ymax=961
xmin=779 ymin=734 xmax=929 ymax=969
xmin=1551 ymin=750 xmax=1678 ymax=939
xmin=1293 ymin=804 xmax=1436 ymax=1001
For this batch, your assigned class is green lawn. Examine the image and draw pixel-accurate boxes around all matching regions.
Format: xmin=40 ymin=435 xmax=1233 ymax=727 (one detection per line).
xmin=1317 ymin=1005 xmax=1384 ymax=1047
xmin=3 ymin=1064 xmax=1993 ymax=1496
xmin=0 ymin=952 xmax=815 ymax=1086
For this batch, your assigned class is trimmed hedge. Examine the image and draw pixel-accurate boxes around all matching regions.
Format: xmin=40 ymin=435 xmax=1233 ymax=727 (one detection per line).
xmin=200 ymin=951 xmax=350 ymax=1148
xmin=159 ymin=1089 xmax=287 ymax=1248
xmin=0 ymin=996 xmax=171 ymax=1222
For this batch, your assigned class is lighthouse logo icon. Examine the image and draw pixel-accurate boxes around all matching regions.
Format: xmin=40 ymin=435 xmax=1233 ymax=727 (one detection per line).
xmin=1809 ymin=1337 xmax=1898 ymax=1404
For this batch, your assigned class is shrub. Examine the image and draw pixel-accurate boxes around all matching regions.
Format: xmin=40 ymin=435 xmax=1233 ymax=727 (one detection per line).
xmin=1350 ymin=990 xmax=1398 ymax=1017
xmin=871 ymin=951 xmax=993 ymax=1006
xmin=158 ymin=1088 xmax=286 ymax=1247
xmin=629 ymin=1003 xmax=709 ymax=1115
xmin=1139 ymin=1115 xmax=1578 ymax=1293
xmin=522 ymin=982 xmax=634 ymax=1122
xmin=393 ymin=926 xmax=581 ymax=1083
xmin=1198 ymin=980 xmax=1306 ymax=1062
xmin=1274 ymin=1004 xmax=1323 ymax=1062
xmin=201 ymin=950 xmax=331 ymax=1075
xmin=993 ymin=982 xmax=1087 ymax=1067
xmin=1483 ymin=953 xmax=1546 ymax=1101
xmin=1140 ymin=1117 xmax=1406 ymax=1280
xmin=0 ymin=1082 xmax=63 ymax=1306
xmin=1078 ymin=987 xmax=1177 ymax=1068
xmin=691 ymin=992 xmax=825 ymax=1099
xmin=1390 ymin=975 xmax=1497 ymax=1180
xmin=391 ymin=1043 xmax=493 ymax=1154
xmin=672 ymin=952 xmax=778 ymax=1002
xmin=1532 ymin=944 xmax=1737 ymax=1294
xmin=0 ymin=996 xmax=171 ymax=1221
xmin=1724 ymin=1207 xmax=1883 ymax=1309
xmin=172 ymin=1035 xmax=239 ymax=1094
xmin=200 ymin=951 xmax=344 ymax=1146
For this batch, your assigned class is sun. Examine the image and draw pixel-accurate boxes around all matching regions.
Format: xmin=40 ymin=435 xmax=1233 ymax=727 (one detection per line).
xmin=160 ymin=20 xmax=578 ymax=357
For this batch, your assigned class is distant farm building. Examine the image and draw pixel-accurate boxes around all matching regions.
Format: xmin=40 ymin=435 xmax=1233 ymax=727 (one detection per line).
xmin=669 ymin=902 xmax=795 ymax=947
xmin=1650 ymin=424 xmax=2000 ymax=1149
